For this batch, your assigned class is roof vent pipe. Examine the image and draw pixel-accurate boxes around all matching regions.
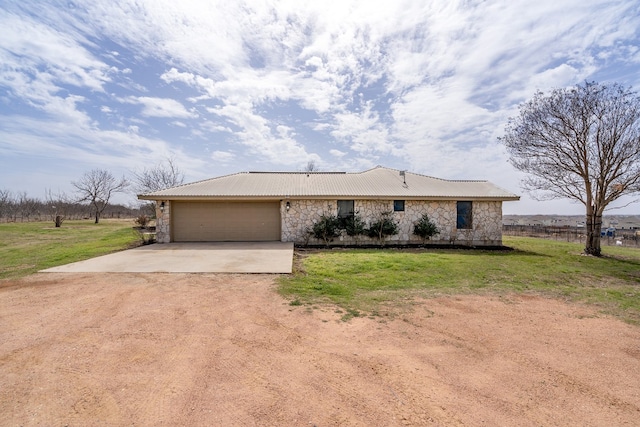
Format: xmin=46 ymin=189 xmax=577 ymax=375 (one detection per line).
xmin=399 ymin=170 xmax=406 ymax=185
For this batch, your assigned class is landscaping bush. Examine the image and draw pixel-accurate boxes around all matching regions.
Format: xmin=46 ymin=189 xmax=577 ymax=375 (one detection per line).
xmin=135 ymin=215 xmax=150 ymax=228
xmin=344 ymin=214 xmax=367 ymax=243
xmin=366 ymin=211 xmax=398 ymax=245
xmin=413 ymin=213 xmax=440 ymax=243
xmin=312 ymin=214 xmax=342 ymax=246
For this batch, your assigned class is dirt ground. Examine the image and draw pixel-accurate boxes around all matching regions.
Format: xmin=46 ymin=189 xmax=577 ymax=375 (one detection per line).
xmin=1 ymin=273 xmax=639 ymax=426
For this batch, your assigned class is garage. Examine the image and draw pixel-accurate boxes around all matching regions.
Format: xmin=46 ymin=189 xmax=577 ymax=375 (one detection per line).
xmin=172 ymin=201 xmax=281 ymax=242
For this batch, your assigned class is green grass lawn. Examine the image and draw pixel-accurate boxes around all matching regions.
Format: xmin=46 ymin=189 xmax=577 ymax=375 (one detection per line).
xmin=3 ymin=223 xmax=639 ymax=324
xmin=278 ymin=237 xmax=640 ymax=324
xmin=0 ymin=219 xmax=141 ymax=279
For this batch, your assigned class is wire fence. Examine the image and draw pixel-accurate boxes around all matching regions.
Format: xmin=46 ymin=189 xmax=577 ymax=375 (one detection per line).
xmin=502 ymin=225 xmax=640 ymax=247
xmin=0 ymin=204 xmax=146 ymax=223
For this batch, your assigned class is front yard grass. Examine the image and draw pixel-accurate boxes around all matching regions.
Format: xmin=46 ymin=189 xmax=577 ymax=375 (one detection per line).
xmin=0 ymin=219 xmax=140 ymax=279
xmin=3 ymin=222 xmax=639 ymax=325
xmin=278 ymin=237 xmax=640 ymax=324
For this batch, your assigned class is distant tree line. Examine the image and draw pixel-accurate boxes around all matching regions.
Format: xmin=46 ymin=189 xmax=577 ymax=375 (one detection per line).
xmin=0 ymin=157 xmax=184 ymax=225
xmin=0 ymin=188 xmax=142 ymax=223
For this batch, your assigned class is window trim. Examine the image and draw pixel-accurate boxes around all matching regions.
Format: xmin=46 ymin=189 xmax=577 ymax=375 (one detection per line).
xmin=393 ymin=200 xmax=405 ymax=212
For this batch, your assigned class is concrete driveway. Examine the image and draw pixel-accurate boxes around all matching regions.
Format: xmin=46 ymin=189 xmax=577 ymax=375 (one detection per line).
xmin=41 ymin=242 xmax=294 ymax=274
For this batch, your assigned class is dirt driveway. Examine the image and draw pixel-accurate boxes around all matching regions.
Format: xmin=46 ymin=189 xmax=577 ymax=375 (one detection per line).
xmin=1 ymin=273 xmax=639 ymax=426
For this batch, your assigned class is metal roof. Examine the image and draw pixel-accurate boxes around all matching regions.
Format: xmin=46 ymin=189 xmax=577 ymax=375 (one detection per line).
xmin=138 ymin=166 xmax=520 ymax=201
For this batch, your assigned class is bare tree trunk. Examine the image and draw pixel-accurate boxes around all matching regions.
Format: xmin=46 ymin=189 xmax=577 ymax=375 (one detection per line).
xmin=585 ymin=209 xmax=603 ymax=256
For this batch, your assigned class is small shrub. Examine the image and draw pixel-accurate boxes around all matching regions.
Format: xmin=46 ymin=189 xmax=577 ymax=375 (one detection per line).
xmin=312 ymin=214 xmax=341 ymax=246
xmin=140 ymin=231 xmax=156 ymax=245
xmin=135 ymin=214 xmax=150 ymax=228
xmin=413 ymin=213 xmax=440 ymax=243
xmin=367 ymin=211 xmax=399 ymax=245
xmin=344 ymin=213 xmax=367 ymax=244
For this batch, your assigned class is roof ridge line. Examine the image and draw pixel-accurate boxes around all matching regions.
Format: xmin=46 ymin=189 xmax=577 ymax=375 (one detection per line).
xmin=248 ymin=171 xmax=346 ymax=174
xmin=366 ymin=166 xmax=484 ymax=182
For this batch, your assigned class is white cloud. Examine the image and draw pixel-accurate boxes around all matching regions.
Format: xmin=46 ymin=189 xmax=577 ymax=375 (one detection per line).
xmin=0 ymin=11 xmax=113 ymax=129
xmin=331 ymin=102 xmax=394 ymax=155
xmin=161 ymin=68 xmax=197 ymax=86
xmin=0 ymin=10 xmax=110 ymax=92
xmin=211 ymin=150 xmax=235 ymax=162
xmin=2 ymin=0 xmax=640 ymax=213
xmin=0 ymin=114 xmax=179 ymax=170
xmin=200 ymin=120 xmax=232 ymax=133
xmin=124 ymin=96 xmax=197 ymax=118
xmin=209 ymin=102 xmax=311 ymax=164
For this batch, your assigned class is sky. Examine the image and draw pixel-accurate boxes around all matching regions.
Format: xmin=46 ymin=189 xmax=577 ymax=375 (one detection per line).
xmin=1 ymin=0 xmax=639 ymax=215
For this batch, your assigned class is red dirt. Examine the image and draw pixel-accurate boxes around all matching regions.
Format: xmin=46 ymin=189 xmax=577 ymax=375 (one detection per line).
xmin=1 ymin=273 xmax=639 ymax=426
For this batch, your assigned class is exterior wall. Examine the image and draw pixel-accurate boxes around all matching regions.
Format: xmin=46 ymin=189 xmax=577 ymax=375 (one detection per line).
xmin=281 ymin=199 xmax=332 ymax=244
xmin=460 ymin=200 xmax=503 ymax=246
xmin=155 ymin=198 xmax=503 ymax=245
xmin=155 ymin=200 xmax=171 ymax=243
xmin=281 ymin=199 xmax=503 ymax=246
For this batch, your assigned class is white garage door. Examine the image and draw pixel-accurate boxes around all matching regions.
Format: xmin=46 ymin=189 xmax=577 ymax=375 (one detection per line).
xmin=172 ymin=201 xmax=281 ymax=242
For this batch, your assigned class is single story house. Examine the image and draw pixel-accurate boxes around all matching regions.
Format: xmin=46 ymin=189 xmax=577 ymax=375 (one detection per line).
xmin=138 ymin=166 xmax=519 ymax=246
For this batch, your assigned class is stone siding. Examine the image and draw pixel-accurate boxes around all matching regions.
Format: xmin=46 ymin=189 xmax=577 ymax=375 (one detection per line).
xmin=154 ymin=198 xmax=503 ymax=245
xmin=281 ymin=199 xmax=503 ymax=246
xmin=155 ymin=200 xmax=171 ymax=243
xmin=281 ymin=199 xmax=332 ymax=244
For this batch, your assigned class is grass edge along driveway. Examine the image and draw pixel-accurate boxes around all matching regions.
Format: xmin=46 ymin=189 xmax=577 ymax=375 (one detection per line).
xmin=278 ymin=236 xmax=640 ymax=324
xmin=0 ymin=219 xmax=141 ymax=279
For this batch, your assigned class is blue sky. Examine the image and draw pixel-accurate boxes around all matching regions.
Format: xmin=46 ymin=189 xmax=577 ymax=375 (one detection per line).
xmin=1 ymin=0 xmax=639 ymax=214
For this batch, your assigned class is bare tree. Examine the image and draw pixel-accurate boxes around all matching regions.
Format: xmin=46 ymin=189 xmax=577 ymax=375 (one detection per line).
xmin=132 ymin=157 xmax=185 ymax=217
xmin=304 ymin=160 xmax=319 ymax=172
xmin=17 ymin=192 xmax=41 ymax=222
xmin=500 ymin=81 xmax=640 ymax=256
xmin=132 ymin=157 xmax=185 ymax=194
xmin=72 ymin=169 xmax=129 ymax=224
xmin=45 ymin=189 xmax=74 ymax=227
xmin=1 ymin=190 xmax=20 ymax=222
xmin=0 ymin=189 xmax=12 ymax=220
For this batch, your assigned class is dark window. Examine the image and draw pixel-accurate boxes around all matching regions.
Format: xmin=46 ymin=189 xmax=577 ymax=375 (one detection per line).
xmin=337 ymin=200 xmax=354 ymax=219
xmin=456 ymin=201 xmax=473 ymax=229
xmin=393 ymin=200 xmax=405 ymax=212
